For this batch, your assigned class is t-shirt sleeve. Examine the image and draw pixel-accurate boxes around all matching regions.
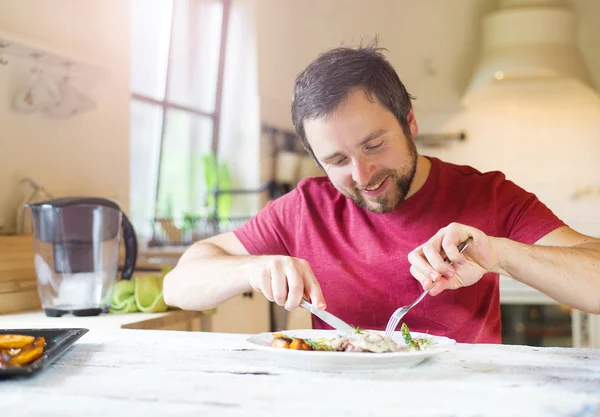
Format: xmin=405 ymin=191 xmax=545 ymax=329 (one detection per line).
xmin=233 ymin=191 xmax=300 ymax=256
xmin=496 ymin=178 xmax=566 ymax=244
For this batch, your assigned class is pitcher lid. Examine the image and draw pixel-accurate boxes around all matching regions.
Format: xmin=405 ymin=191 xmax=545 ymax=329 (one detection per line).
xmin=26 ymin=197 xmax=122 ymax=211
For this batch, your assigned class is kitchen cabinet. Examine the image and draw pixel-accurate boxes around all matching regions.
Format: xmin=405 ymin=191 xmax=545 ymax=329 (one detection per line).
xmin=500 ymin=275 xmax=600 ymax=348
xmin=285 ymin=307 xmax=312 ymax=330
xmin=202 ymin=291 xmax=271 ymax=334
xmin=205 ymin=294 xmax=313 ymax=333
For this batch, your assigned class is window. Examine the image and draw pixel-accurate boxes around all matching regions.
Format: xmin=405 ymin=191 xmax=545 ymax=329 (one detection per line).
xmin=129 ymin=0 xmax=230 ymax=237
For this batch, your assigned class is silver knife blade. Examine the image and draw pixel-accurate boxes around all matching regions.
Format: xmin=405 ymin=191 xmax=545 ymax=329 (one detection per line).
xmin=300 ymin=300 xmax=354 ymax=332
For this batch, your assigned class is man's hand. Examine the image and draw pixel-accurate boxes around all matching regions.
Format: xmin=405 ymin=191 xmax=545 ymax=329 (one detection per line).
xmin=249 ymin=256 xmax=326 ymax=311
xmin=407 ymin=223 xmax=500 ymax=295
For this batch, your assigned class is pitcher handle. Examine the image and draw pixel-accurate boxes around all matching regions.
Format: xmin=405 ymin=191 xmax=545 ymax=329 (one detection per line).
xmin=120 ymin=211 xmax=138 ymax=280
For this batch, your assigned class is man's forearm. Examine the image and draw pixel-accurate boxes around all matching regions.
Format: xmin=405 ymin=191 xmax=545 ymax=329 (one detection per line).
xmin=493 ymin=238 xmax=600 ymax=313
xmin=163 ymin=242 xmax=254 ymax=311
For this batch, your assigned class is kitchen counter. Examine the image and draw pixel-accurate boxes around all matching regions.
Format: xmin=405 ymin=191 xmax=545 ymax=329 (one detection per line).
xmin=0 ymin=309 xmax=209 ymax=331
xmin=1 ymin=329 xmax=599 ymax=416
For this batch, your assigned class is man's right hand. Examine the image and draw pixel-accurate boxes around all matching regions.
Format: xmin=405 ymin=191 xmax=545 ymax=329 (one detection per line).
xmin=249 ymin=256 xmax=326 ymax=311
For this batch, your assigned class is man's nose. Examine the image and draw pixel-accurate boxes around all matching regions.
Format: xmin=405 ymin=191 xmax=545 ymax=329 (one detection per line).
xmin=351 ymin=157 xmax=376 ymax=187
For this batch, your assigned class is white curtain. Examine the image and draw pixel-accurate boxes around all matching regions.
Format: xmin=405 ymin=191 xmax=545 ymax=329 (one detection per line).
xmin=218 ymin=0 xmax=262 ymax=218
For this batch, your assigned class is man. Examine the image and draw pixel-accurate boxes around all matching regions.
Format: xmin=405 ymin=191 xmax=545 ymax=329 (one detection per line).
xmin=163 ymin=43 xmax=600 ymax=343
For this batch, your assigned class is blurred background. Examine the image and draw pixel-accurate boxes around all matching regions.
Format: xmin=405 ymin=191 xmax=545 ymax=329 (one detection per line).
xmin=1 ymin=0 xmax=599 ymax=346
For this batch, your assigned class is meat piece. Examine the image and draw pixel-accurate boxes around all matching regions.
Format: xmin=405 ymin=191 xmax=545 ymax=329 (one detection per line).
xmin=271 ymin=336 xmax=292 ymax=349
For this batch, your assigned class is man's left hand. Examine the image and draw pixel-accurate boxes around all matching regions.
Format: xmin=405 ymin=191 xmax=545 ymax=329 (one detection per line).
xmin=407 ymin=223 xmax=501 ymax=295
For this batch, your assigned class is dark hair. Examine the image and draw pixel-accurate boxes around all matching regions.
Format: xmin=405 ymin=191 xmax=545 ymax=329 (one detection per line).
xmin=291 ymin=40 xmax=415 ymax=161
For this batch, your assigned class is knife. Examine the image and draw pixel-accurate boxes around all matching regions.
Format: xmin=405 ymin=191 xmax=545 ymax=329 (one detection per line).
xmin=300 ymin=300 xmax=354 ymax=332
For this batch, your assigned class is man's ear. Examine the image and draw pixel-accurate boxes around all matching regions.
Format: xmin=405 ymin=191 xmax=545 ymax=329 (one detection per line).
xmin=407 ymin=108 xmax=418 ymax=138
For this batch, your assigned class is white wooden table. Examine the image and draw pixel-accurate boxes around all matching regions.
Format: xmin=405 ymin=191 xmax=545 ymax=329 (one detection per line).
xmin=1 ymin=329 xmax=599 ymax=417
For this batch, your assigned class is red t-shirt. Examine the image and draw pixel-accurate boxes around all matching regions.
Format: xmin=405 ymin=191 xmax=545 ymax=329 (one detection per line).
xmin=233 ymin=157 xmax=565 ymax=343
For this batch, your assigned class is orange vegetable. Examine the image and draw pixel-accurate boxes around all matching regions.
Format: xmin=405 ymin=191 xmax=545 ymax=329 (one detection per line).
xmin=0 ymin=334 xmax=35 ymax=349
xmin=0 ymin=336 xmax=46 ymax=368
xmin=289 ymin=338 xmax=312 ymax=350
xmin=10 ymin=344 xmax=44 ymax=366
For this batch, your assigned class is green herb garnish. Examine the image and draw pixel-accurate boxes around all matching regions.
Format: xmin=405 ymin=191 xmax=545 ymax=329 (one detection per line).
xmin=401 ymin=323 xmax=419 ymax=350
xmin=305 ymin=337 xmax=333 ymax=351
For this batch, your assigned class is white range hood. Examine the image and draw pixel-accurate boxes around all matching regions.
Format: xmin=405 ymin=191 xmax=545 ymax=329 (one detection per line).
xmin=462 ymin=0 xmax=600 ymax=109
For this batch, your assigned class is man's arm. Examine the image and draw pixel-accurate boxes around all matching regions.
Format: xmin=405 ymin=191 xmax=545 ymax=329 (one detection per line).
xmin=163 ymin=232 xmax=253 ymax=311
xmin=407 ymin=224 xmax=600 ymax=314
xmin=163 ymin=232 xmax=326 ymax=311
xmin=493 ymin=226 xmax=600 ymax=313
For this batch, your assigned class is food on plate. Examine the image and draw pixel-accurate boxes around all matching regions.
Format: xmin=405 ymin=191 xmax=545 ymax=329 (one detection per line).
xmin=271 ymin=324 xmax=432 ymax=353
xmin=0 ymin=335 xmax=46 ymax=368
xmin=401 ymin=322 xmax=423 ymax=350
xmin=0 ymin=334 xmax=35 ymax=349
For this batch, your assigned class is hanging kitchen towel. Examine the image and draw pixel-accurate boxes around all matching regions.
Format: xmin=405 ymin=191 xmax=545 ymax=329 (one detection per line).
xmin=109 ymin=279 xmax=138 ymax=313
xmin=134 ymin=273 xmax=168 ymax=313
xmin=109 ymin=268 xmax=170 ymax=314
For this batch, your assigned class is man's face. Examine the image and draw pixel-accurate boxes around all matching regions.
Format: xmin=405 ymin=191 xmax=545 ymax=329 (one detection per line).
xmin=304 ymin=90 xmax=418 ymax=214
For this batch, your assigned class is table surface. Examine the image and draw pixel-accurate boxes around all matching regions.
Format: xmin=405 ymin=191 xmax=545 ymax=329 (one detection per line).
xmin=1 ymin=328 xmax=599 ymax=417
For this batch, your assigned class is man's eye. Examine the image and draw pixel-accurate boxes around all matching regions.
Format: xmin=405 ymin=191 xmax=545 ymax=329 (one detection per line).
xmin=331 ymin=157 xmax=347 ymax=166
xmin=366 ymin=142 xmax=383 ymax=150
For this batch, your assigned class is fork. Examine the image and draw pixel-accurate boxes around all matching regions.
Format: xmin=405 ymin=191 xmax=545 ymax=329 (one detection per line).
xmin=383 ymin=237 xmax=473 ymax=339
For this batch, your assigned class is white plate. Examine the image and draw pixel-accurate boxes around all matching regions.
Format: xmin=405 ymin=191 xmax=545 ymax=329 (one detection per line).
xmin=246 ymin=329 xmax=456 ymax=373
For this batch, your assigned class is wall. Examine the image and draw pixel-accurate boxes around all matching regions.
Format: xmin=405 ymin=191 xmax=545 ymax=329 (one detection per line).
xmin=255 ymin=0 xmax=493 ymax=127
xmin=0 ymin=0 xmax=130 ymax=233
xmin=254 ymin=0 xmax=600 ymax=236
xmin=417 ymin=106 xmax=600 ymax=236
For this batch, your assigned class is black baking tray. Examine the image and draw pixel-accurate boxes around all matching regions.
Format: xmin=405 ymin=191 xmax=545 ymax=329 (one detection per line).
xmin=0 ymin=328 xmax=88 ymax=378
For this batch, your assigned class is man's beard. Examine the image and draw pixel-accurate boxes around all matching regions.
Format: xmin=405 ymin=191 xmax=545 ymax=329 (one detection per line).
xmin=342 ymin=139 xmax=418 ymax=214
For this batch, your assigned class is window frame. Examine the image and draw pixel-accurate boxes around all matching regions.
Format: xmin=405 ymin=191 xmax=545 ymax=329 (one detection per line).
xmin=130 ymin=0 xmax=231 ymax=220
